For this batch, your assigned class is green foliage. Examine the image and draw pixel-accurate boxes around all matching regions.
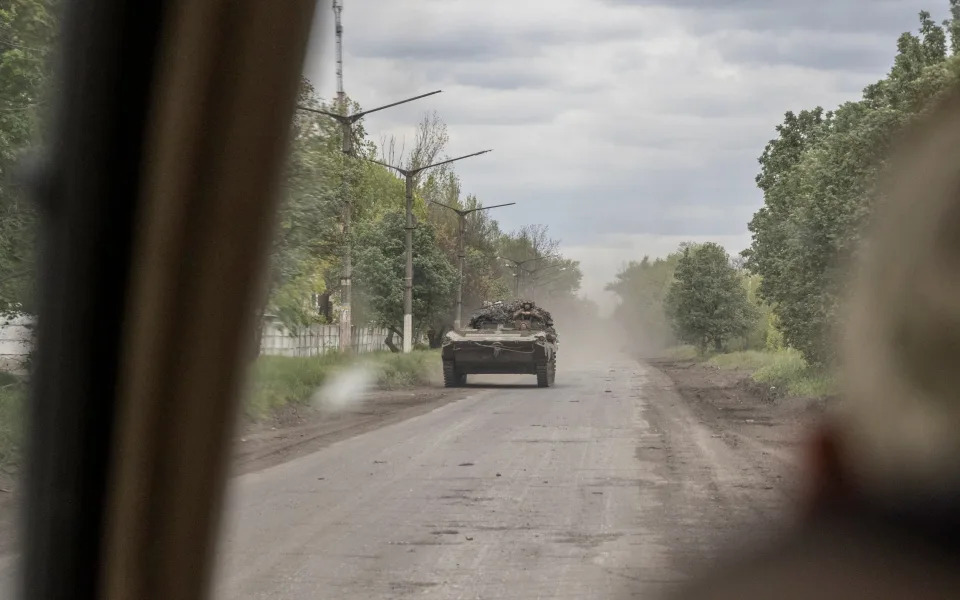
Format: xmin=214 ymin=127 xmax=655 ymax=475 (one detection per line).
xmin=0 ymin=0 xmax=58 ymax=312
xmin=745 ymin=6 xmax=960 ymax=366
xmin=264 ymin=82 xmax=578 ymax=341
xmin=373 ymin=350 xmax=440 ymax=389
xmin=498 ymin=224 xmax=583 ymax=304
xmin=739 ymin=272 xmax=778 ymax=351
xmin=751 ymin=351 xmax=836 ymax=398
xmin=352 ymin=212 xmax=458 ymax=337
xmin=707 ymin=349 xmax=790 ymax=371
xmin=0 ymin=377 xmax=25 ymax=467
xmin=266 ymin=79 xmax=363 ymax=329
xmin=706 ymin=348 xmax=836 ymax=397
xmin=665 ymin=243 xmax=758 ymax=353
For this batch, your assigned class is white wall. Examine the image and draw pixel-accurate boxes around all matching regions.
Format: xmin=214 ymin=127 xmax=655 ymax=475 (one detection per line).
xmin=0 ymin=313 xmax=34 ymax=373
xmin=0 ymin=314 xmax=396 ymax=374
xmin=260 ymin=320 xmax=392 ymax=357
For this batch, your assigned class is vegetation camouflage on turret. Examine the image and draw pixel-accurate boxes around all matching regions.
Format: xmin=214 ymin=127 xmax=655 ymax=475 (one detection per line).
xmin=468 ymin=299 xmax=554 ymax=329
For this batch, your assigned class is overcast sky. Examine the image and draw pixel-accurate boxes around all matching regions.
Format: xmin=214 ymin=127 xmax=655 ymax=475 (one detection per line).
xmin=302 ymin=0 xmax=936 ymax=313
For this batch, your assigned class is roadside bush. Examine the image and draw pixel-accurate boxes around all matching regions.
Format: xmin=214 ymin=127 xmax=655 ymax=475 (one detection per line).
xmin=707 ymin=350 xmax=781 ymax=371
xmin=706 ymin=348 xmax=836 ymax=397
xmin=372 ymin=351 xmax=440 ymax=389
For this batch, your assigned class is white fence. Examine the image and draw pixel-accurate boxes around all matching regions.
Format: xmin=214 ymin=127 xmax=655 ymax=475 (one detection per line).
xmin=259 ymin=320 xmax=391 ymax=357
xmin=0 ymin=313 xmax=34 ymax=373
xmin=0 ymin=314 xmax=392 ymax=371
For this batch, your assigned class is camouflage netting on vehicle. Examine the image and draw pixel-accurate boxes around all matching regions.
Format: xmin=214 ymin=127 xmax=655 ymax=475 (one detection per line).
xmin=468 ymin=299 xmax=554 ymax=329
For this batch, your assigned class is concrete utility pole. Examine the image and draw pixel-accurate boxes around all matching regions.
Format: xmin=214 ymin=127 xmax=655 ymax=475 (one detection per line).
xmin=333 ymin=0 xmax=344 ymax=105
xmin=431 ymin=200 xmax=515 ymax=330
xmin=298 ymin=91 xmax=443 ymax=351
xmin=365 ymin=150 xmax=493 ymax=353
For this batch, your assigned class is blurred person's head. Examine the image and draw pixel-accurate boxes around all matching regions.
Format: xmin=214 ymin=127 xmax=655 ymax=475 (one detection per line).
xmin=808 ymin=88 xmax=960 ymax=517
xmin=670 ymin=89 xmax=960 ymax=600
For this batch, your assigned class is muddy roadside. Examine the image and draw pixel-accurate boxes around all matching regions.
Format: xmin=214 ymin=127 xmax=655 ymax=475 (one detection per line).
xmin=646 ymin=356 xmax=833 ymax=484
xmin=231 ymin=385 xmax=473 ymax=476
xmin=640 ymin=356 xmax=836 ymax=577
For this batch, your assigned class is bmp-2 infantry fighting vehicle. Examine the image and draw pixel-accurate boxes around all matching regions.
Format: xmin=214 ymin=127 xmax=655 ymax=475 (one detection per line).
xmin=441 ymin=300 xmax=558 ymax=388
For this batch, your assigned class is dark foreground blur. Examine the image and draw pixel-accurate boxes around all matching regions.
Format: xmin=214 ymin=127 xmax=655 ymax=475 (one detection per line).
xmin=660 ymin=86 xmax=960 ymax=600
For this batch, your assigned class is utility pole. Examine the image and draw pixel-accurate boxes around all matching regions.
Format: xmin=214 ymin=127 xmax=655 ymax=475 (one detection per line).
xmin=365 ymin=150 xmax=493 ymax=352
xmin=431 ymin=200 xmax=515 ymax=330
xmin=332 ymin=0 xmax=348 ymax=351
xmin=298 ymin=84 xmax=442 ymax=352
xmin=333 ymin=0 xmax=344 ymax=106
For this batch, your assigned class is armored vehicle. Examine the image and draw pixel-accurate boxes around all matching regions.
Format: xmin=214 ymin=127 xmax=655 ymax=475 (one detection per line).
xmin=441 ymin=300 xmax=558 ymax=388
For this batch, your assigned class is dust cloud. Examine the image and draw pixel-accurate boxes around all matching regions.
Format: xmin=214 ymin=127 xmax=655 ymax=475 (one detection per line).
xmin=544 ymin=296 xmax=627 ymax=366
xmin=311 ymin=362 xmax=376 ymax=411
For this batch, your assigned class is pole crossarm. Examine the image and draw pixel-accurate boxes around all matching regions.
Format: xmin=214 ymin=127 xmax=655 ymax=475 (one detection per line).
xmin=350 ymin=89 xmax=442 ymax=121
xmin=361 ymin=156 xmax=411 ymax=176
xmin=363 ymin=149 xmax=493 ymax=186
xmin=431 ymin=200 xmax=515 ymax=217
xmin=295 ymin=89 xmax=442 ymax=123
xmin=411 ymin=149 xmax=492 ymax=176
xmin=500 ymin=254 xmax=556 ymax=268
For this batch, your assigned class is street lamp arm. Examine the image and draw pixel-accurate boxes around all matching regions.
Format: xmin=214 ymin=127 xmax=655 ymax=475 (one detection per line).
xmin=414 ymin=149 xmax=493 ymax=174
xmin=351 ymin=89 xmax=443 ymax=121
xmin=467 ymin=202 xmax=515 ymax=214
xmin=296 ymin=105 xmax=345 ymax=120
xmin=361 ymin=156 xmax=409 ymax=176
xmin=429 ymin=199 xmax=464 ymax=215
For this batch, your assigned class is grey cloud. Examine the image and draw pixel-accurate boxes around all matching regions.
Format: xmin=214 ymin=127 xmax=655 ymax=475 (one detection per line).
xmin=604 ymin=0 xmax=936 ymax=35
xmin=438 ymin=68 xmax=555 ymax=91
xmin=350 ymin=24 xmax=618 ymax=64
xmin=714 ymin=32 xmax=896 ymax=71
xmin=479 ymin=155 xmax=764 ymax=245
xmin=353 ymin=31 xmax=511 ymax=62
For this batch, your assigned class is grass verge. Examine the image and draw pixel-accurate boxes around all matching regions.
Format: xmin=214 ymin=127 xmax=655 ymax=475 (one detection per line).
xmin=662 ymin=345 xmax=700 ymax=360
xmin=706 ymin=348 xmax=835 ymax=397
xmin=0 ymin=372 xmax=25 ymax=469
xmin=244 ymin=350 xmax=441 ymax=420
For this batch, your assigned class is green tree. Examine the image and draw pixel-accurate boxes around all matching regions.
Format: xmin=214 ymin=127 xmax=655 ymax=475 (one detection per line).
xmin=744 ymin=6 xmax=960 ymax=365
xmin=352 ymin=212 xmax=457 ymax=351
xmin=0 ymin=0 xmax=58 ymax=312
xmin=265 ymin=79 xmax=387 ymax=330
xmin=666 ymin=243 xmax=756 ymax=353
xmin=498 ymin=224 xmax=582 ymax=301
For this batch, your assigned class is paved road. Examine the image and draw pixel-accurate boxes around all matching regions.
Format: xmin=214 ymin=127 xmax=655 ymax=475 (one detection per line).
xmin=211 ymin=353 xmax=794 ymax=599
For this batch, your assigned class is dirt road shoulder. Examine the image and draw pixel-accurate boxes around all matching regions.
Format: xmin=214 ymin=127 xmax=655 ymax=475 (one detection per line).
xmin=231 ymin=386 xmax=473 ymax=475
xmin=645 ymin=356 xmax=832 ymax=478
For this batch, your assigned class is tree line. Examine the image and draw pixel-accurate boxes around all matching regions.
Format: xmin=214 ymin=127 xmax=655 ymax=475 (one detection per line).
xmin=609 ymin=4 xmax=960 ymax=364
xmin=266 ymin=78 xmax=583 ymax=349
xmin=0 ymin=1 xmax=585 ymax=351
